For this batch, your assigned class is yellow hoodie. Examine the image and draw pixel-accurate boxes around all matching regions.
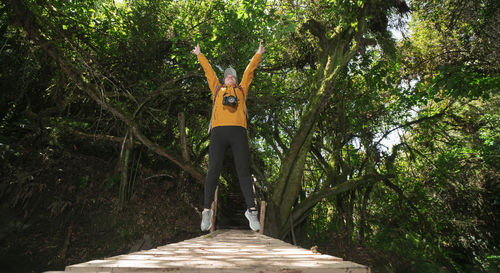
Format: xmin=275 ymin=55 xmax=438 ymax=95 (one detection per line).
xmin=197 ymin=53 xmax=262 ymax=130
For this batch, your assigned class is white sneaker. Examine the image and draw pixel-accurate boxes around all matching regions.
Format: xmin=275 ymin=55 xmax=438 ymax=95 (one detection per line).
xmin=201 ymin=210 xmax=213 ymax=231
xmin=245 ymin=209 xmax=260 ymax=231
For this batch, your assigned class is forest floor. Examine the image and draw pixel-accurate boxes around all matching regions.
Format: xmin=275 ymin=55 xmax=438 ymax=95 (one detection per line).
xmin=0 ymin=127 xmax=204 ymax=272
xmin=0 ymin=126 xmax=395 ymax=273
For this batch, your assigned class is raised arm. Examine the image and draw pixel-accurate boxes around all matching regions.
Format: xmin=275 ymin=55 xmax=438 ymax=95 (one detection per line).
xmin=240 ymin=42 xmax=265 ymax=95
xmin=193 ymin=43 xmax=221 ymax=95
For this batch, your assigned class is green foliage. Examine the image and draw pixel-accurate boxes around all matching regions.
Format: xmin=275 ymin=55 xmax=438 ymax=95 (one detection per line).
xmin=383 ymin=96 xmax=500 ymax=273
xmin=402 ymin=0 xmax=499 ymax=104
xmin=1 ymin=0 xmax=498 ymax=272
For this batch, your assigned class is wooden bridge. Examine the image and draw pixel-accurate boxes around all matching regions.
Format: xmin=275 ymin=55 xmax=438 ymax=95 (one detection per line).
xmin=48 ymin=229 xmax=370 ymax=273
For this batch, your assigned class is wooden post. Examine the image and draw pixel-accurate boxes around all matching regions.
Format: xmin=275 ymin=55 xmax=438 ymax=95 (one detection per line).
xmin=210 ymin=185 xmax=219 ymax=233
xmin=259 ymin=200 xmax=266 ymax=234
xmin=289 ymin=212 xmax=297 ymax=245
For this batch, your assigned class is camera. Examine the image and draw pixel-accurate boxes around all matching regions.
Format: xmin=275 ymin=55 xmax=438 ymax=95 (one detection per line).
xmin=222 ymin=93 xmax=238 ymax=107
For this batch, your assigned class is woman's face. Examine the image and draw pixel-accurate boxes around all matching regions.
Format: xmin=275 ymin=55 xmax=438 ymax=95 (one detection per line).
xmin=224 ymin=75 xmax=236 ymax=85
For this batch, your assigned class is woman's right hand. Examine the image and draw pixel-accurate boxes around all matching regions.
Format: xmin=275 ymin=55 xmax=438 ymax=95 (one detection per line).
xmin=192 ymin=43 xmax=201 ymax=55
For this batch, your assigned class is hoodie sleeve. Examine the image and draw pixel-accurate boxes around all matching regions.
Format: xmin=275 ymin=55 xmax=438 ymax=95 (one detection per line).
xmin=240 ymin=53 xmax=262 ymax=97
xmin=197 ymin=53 xmax=221 ymax=95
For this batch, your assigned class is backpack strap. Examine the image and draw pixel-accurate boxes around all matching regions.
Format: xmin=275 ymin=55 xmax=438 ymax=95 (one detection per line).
xmin=213 ymin=85 xmax=223 ymax=103
xmin=208 ymin=85 xmax=222 ymax=133
xmin=236 ymin=85 xmax=249 ymax=119
xmin=237 ymin=85 xmax=245 ymax=100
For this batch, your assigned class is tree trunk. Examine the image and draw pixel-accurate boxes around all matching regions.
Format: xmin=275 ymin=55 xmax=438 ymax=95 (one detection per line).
xmin=358 ymin=183 xmax=374 ymax=245
xmin=264 ymin=20 xmax=365 ymax=235
xmin=262 ymin=0 xmax=409 ymax=236
xmin=119 ymin=132 xmax=132 ymax=205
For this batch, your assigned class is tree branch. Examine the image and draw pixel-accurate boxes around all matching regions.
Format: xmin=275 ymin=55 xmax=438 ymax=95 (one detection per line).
xmin=279 ymin=173 xmax=391 ymax=237
xmin=382 ymin=178 xmax=430 ymax=233
xmin=178 ymin=112 xmax=190 ymax=163
xmin=374 ymin=104 xmax=452 ymax=148
xmin=133 ymin=72 xmax=200 ymax=118
xmin=65 ymin=127 xmax=135 ymax=144
xmin=9 ymin=0 xmax=205 ymax=183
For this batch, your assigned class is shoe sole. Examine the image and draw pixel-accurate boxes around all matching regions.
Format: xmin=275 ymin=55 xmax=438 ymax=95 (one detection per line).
xmin=201 ymin=223 xmax=211 ymax=231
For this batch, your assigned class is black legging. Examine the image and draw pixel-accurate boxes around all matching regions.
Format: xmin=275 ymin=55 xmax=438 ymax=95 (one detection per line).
xmin=204 ymin=126 xmax=255 ymax=209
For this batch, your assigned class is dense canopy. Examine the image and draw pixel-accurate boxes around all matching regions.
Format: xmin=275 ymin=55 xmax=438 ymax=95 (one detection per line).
xmin=1 ymin=0 xmax=498 ymax=272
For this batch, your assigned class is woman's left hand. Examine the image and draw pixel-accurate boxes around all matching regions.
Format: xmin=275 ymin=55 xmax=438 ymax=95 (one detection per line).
xmin=257 ymin=42 xmax=265 ymax=54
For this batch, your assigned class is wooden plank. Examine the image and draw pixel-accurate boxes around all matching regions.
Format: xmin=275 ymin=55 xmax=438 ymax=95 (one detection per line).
xmin=66 ymin=260 xmax=369 ymax=273
xmin=64 ymin=229 xmax=369 ymax=273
